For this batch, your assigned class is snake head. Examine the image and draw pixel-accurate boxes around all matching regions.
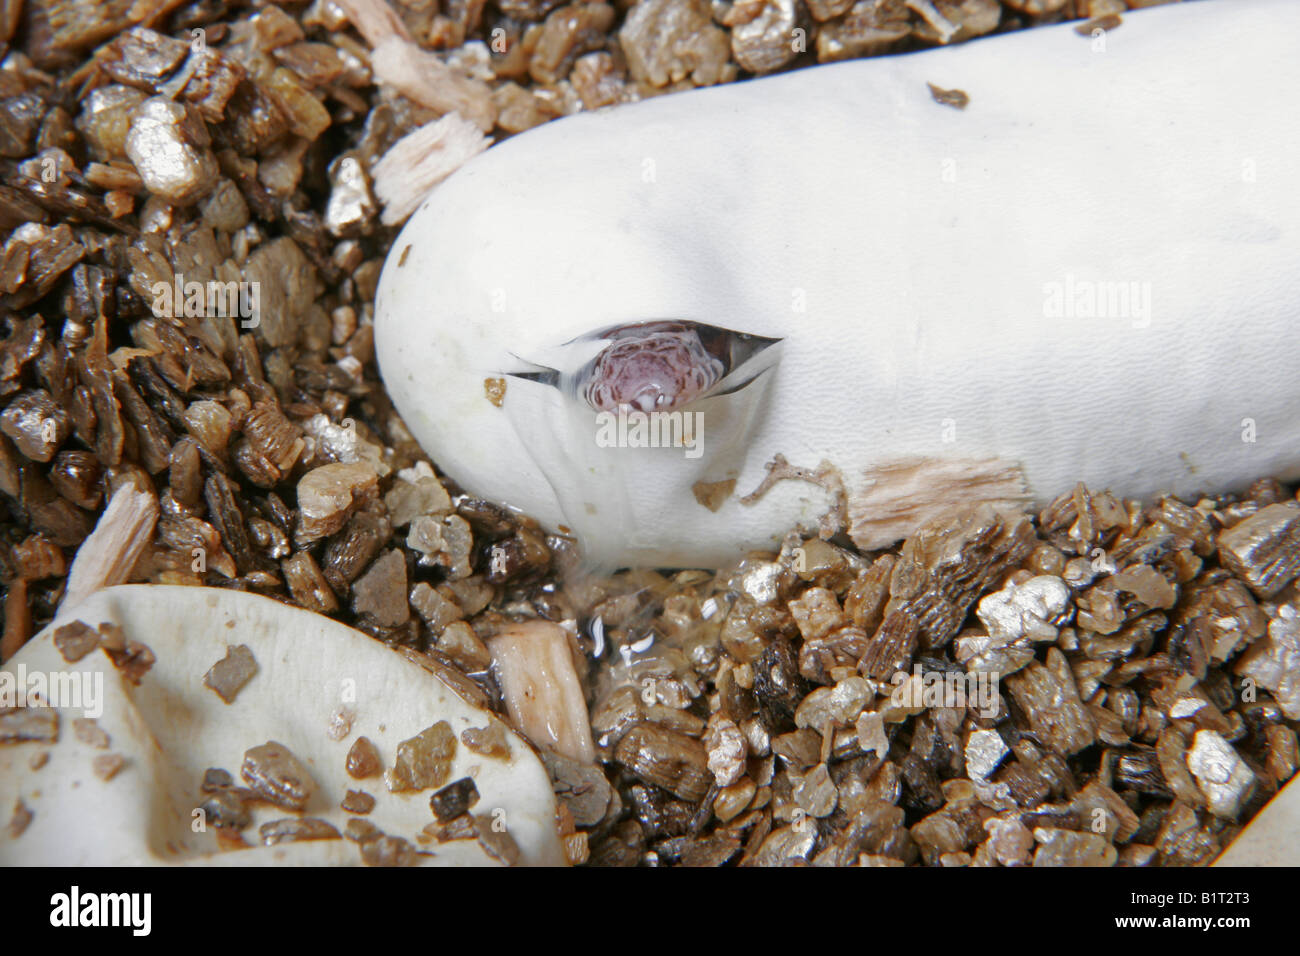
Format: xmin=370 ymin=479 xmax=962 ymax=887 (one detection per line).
xmin=507 ymin=319 xmax=782 ymax=411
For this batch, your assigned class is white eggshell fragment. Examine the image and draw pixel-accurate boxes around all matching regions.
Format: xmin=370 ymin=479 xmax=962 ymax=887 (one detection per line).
xmin=376 ymin=0 xmax=1300 ymax=569
xmin=0 ymin=585 xmax=564 ymax=866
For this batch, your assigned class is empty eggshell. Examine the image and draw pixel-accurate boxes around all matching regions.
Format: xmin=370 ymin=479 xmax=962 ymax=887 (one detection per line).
xmin=0 ymin=585 xmax=564 ymax=866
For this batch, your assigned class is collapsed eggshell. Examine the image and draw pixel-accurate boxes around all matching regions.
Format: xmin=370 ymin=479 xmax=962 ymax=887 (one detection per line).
xmin=375 ymin=0 xmax=1300 ymax=569
xmin=0 ymin=585 xmax=564 ymax=866
xmin=1213 ymin=773 xmax=1300 ymax=867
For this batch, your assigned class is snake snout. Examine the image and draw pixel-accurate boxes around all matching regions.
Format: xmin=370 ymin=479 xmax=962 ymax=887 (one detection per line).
xmin=581 ymin=325 xmax=724 ymax=413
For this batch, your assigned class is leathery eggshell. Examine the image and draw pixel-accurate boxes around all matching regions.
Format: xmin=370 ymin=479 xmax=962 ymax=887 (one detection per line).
xmin=0 ymin=585 xmax=564 ymax=866
xmin=375 ymin=0 xmax=1300 ymax=570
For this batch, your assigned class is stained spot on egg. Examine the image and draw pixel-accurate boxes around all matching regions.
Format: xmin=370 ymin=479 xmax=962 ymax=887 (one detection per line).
xmin=693 ymin=478 xmax=737 ymax=512
xmin=927 ymin=82 xmax=969 ymax=110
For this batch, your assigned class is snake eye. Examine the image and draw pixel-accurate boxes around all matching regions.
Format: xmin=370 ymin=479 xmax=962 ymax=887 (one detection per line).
xmin=582 ymin=325 xmax=724 ymax=413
